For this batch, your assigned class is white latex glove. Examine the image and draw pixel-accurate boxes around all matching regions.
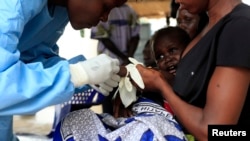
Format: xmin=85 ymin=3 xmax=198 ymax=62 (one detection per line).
xmin=98 ymin=74 xmax=121 ymax=96
xmin=69 ymin=54 xmax=120 ymax=88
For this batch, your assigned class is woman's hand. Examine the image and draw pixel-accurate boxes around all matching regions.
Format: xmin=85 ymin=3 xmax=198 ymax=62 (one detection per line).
xmin=135 ymin=65 xmax=168 ymax=93
xmin=118 ymin=65 xmax=169 ymax=93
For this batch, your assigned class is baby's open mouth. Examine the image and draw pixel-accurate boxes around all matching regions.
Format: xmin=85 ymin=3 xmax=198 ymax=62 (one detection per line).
xmin=166 ymin=64 xmax=177 ymax=75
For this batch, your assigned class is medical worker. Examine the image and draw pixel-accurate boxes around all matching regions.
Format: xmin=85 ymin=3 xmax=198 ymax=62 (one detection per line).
xmin=0 ymin=0 xmax=127 ymax=140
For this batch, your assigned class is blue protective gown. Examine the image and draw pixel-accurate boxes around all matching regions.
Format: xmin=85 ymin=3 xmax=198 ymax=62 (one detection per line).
xmin=0 ymin=0 xmax=80 ymax=140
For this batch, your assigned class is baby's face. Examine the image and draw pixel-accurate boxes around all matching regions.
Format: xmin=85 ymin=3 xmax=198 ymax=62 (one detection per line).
xmin=153 ymin=38 xmax=185 ymax=75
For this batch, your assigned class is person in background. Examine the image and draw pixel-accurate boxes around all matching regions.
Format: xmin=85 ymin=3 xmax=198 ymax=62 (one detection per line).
xmin=0 ymin=0 xmax=127 ymax=140
xmin=142 ymin=39 xmax=157 ymax=68
xmin=52 ymin=26 xmax=191 ymax=141
xmin=91 ymin=3 xmax=140 ymax=66
xmin=176 ymin=7 xmax=209 ymax=39
xmin=166 ymin=0 xmax=180 ymax=26
xmin=134 ymin=0 xmax=250 ymax=140
xmin=91 ymin=3 xmax=140 ymax=114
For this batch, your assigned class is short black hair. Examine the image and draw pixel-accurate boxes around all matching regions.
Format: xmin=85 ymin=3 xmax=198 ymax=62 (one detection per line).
xmin=152 ymin=26 xmax=191 ymax=50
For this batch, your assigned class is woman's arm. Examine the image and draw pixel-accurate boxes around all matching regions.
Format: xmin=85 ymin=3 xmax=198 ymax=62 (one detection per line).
xmin=136 ymin=65 xmax=249 ymax=141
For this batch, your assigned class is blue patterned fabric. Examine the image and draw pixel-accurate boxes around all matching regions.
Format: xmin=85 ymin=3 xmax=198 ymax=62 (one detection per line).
xmin=53 ymin=98 xmax=187 ymax=141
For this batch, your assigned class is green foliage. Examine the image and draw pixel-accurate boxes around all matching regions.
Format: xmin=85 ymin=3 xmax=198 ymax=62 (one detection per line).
xmin=80 ymin=29 xmax=84 ymax=38
xmin=185 ymin=134 xmax=195 ymax=141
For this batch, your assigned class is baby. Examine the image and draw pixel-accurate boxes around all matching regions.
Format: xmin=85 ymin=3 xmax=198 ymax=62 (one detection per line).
xmin=151 ymin=26 xmax=191 ymax=85
xmin=53 ymin=26 xmax=191 ymax=141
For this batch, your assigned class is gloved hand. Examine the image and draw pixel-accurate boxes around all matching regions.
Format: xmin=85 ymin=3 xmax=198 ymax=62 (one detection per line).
xmin=69 ymin=54 xmax=120 ymax=87
xmin=98 ymin=74 xmax=121 ymax=96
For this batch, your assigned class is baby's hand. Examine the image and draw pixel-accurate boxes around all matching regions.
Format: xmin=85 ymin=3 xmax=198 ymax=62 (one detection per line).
xmin=112 ymin=95 xmax=133 ymax=118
